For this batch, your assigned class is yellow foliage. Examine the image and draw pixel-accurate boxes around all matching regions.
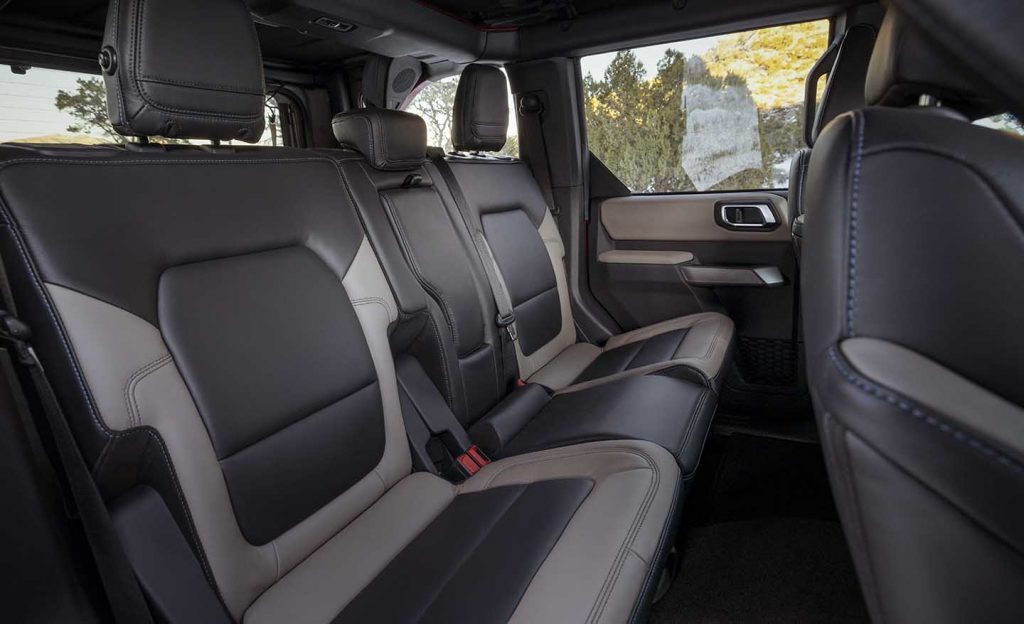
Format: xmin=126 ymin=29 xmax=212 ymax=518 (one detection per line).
xmin=703 ymin=20 xmax=829 ymax=109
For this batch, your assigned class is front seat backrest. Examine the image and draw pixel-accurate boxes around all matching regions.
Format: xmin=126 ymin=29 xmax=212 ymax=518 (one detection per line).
xmin=802 ymin=7 xmax=1024 ymax=623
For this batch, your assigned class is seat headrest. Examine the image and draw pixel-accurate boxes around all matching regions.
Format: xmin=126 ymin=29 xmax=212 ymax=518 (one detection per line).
xmin=452 ymin=64 xmax=509 ymax=152
xmin=865 ymin=8 xmax=994 ymax=116
xmin=811 ymin=23 xmax=877 ymax=144
xmin=101 ymin=0 xmax=266 ymax=143
xmin=332 ymin=109 xmax=427 ymax=171
xmin=887 ymin=0 xmax=1024 ymax=119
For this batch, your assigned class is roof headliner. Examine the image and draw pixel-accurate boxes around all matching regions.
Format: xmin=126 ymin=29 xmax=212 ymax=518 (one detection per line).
xmin=0 ymin=0 xmax=853 ymax=73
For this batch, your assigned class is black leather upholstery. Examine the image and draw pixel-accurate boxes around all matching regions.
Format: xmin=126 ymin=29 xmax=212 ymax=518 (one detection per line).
xmin=468 ymin=384 xmax=552 ymax=455
xmin=480 ymin=209 xmax=562 ymax=355
xmin=803 ymin=6 xmax=1024 ymax=620
xmin=576 ymin=329 xmax=689 ymax=383
xmin=111 ymin=487 xmax=231 ymax=623
xmin=452 ymin=64 xmax=509 ymax=152
xmin=504 ymin=376 xmax=716 ymax=478
xmin=788 ymin=148 xmax=812 ymax=218
xmin=332 ymin=108 xmax=428 ymax=171
xmin=160 ymin=246 xmax=384 ymax=544
xmin=332 ymin=479 xmax=593 ymax=623
xmin=102 ymin=0 xmax=266 ymax=142
xmin=864 ymin=8 xmax=994 ymax=116
xmin=804 ymin=107 xmax=1024 ymax=407
xmin=360 ymin=54 xmax=390 ymax=109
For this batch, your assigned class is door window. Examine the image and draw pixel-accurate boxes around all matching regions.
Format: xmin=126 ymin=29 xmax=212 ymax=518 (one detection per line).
xmin=581 ymin=20 xmax=829 ymax=192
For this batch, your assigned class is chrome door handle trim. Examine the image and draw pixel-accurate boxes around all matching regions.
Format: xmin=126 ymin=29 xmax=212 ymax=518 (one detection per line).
xmin=718 ymin=203 xmax=777 ymax=227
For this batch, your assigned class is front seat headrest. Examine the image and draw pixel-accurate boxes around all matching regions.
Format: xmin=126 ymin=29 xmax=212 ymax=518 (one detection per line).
xmin=102 ymin=0 xmax=266 ymax=143
xmin=864 ymin=8 xmax=994 ymax=116
xmin=452 ymin=64 xmax=509 ymax=152
xmin=332 ymin=109 xmax=428 ymax=171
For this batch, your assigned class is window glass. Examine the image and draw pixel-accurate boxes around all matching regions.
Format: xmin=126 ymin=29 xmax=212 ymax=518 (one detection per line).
xmin=1 ymin=66 xmax=282 ymax=145
xmin=974 ymin=114 xmax=1024 ymax=137
xmin=581 ymin=20 xmax=829 ymax=193
xmin=404 ymin=71 xmax=519 ymax=157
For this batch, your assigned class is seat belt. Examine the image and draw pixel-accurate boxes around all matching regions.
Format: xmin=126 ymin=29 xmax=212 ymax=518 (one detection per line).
xmin=518 ymin=93 xmax=559 ymax=216
xmin=431 ymin=153 xmax=521 ymax=383
xmin=0 ymin=261 xmax=154 ymax=624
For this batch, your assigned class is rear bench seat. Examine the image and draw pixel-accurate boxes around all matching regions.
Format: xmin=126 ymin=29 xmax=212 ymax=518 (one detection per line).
xmin=0 ymin=0 xmax=681 ymax=622
xmin=444 ymin=64 xmax=735 ymax=393
xmin=328 ymin=109 xmax=716 ymax=475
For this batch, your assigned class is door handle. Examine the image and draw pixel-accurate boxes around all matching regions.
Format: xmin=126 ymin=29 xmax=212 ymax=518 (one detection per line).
xmin=716 ymin=202 xmax=778 ymax=230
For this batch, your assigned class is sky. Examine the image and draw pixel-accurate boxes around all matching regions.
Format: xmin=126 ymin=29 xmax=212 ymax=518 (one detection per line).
xmin=0 ymin=67 xmax=100 ymax=142
xmin=579 ymin=35 xmax=725 ymax=82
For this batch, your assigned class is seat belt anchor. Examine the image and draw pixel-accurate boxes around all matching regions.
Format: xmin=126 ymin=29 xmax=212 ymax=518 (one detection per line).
xmin=495 ymin=312 xmax=518 ymax=342
xmin=0 ymin=311 xmax=37 ymax=365
xmin=0 ymin=311 xmax=32 ymax=342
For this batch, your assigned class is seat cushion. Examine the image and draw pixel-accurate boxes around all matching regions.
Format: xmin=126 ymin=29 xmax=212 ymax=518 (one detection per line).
xmin=529 ymin=312 xmax=735 ymax=393
xmin=244 ymin=440 xmax=681 ymax=624
xmin=502 ymin=375 xmax=716 ymax=479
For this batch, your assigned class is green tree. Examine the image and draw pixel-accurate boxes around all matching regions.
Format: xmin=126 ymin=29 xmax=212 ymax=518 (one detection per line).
xmin=55 ymin=78 xmax=119 ymax=141
xmin=407 ymin=76 xmax=460 ymax=152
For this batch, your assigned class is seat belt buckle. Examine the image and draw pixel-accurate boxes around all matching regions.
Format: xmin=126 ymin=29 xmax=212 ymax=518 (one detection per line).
xmin=496 ymin=312 xmax=518 ymax=342
xmin=455 ymin=445 xmax=491 ymax=477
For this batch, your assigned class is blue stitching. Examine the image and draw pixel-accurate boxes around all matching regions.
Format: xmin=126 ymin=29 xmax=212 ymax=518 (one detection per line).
xmin=847 ymin=114 xmax=865 ymax=336
xmin=828 ymin=347 xmax=1024 ymax=476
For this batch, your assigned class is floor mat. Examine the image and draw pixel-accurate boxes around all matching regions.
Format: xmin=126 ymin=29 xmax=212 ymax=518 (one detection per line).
xmin=650 ymin=518 xmax=868 ymax=624
xmin=650 ymin=432 xmax=869 ymax=623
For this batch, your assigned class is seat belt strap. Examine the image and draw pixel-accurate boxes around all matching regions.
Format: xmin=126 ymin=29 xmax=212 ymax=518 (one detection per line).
xmin=0 ymin=253 xmax=154 ymax=624
xmin=431 ymin=154 xmax=521 ymax=383
xmin=518 ymin=93 xmax=559 ymax=216
xmin=431 ymin=154 xmax=522 ymax=370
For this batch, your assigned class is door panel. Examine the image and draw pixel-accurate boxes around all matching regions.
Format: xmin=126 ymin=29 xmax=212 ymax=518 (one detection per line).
xmin=589 ymin=191 xmax=806 ymax=416
xmin=601 ymin=192 xmax=792 ymax=243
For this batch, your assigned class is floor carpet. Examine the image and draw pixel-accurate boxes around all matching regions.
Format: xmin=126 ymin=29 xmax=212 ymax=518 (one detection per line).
xmin=649 ymin=431 xmax=869 ymax=624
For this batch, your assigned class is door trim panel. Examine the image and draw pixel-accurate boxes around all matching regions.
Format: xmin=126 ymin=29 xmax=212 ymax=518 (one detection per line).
xmin=601 ymin=192 xmax=791 ymax=243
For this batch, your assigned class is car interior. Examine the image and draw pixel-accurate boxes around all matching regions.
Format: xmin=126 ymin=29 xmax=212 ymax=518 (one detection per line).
xmin=0 ymin=0 xmax=1021 ymax=622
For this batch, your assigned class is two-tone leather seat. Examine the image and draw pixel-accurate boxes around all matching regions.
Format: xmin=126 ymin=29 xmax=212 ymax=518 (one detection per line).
xmin=441 ymin=64 xmax=736 ymax=393
xmin=328 ymin=109 xmax=716 ymax=476
xmin=0 ymin=0 xmax=682 ymax=621
xmin=803 ymin=7 xmax=1024 ymax=622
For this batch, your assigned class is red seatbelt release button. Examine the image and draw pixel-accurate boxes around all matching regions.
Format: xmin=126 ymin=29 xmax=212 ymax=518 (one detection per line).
xmin=456 ymin=452 xmax=480 ymax=476
xmin=467 ymin=445 xmax=490 ymax=467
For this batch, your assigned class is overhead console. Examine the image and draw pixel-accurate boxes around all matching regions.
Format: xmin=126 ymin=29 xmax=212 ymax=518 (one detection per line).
xmin=248 ymin=0 xmax=511 ymax=66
